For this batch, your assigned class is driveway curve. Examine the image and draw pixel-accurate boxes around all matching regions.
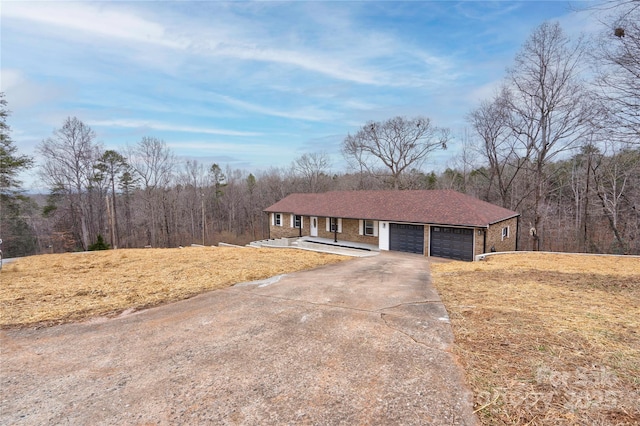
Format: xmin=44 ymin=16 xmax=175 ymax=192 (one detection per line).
xmin=1 ymin=251 xmax=478 ymax=425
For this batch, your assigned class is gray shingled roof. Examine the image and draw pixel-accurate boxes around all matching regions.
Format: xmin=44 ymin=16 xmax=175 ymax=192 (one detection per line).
xmin=264 ymin=190 xmax=519 ymax=227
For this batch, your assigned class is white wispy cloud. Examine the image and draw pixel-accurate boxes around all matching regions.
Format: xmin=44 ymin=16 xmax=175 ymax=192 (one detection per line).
xmin=0 ymin=68 xmax=64 ymax=109
xmin=341 ymin=100 xmax=381 ymax=111
xmin=210 ymin=43 xmax=382 ymax=86
xmin=88 ymin=119 xmax=261 ymax=137
xmin=210 ymin=93 xmax=337 ymax=122
xmin=167 ymin=140 xmax=298 ymax=169
xmin=2 ymin=2 xmax=187 ymax=49
xmin=454 ymin=2 xmax=524 ymax=22
xmin=3 ymin=2 xmax=450 ymax=88
xmin=166 ymin=141 xmax=269 ymax=153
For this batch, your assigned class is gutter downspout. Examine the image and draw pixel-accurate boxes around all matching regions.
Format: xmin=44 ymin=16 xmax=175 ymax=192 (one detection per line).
xmin=267 ymin=213 xmax=271 ymax=239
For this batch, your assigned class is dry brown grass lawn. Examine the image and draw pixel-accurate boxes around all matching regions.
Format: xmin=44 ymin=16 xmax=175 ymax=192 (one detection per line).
xmin=0 ymin=246 xmax=348 ymax=328
xmin=431 ymin=253 xmax=640 ymax=425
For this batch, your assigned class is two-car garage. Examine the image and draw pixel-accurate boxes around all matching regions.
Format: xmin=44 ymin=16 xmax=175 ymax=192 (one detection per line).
xmin=388 ymin=223 xmax=474 ymax=261
xmin=265 ymin=190 xmax=520 ymax=262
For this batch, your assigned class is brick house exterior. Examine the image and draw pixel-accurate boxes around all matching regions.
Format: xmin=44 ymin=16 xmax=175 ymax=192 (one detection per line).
xmin=264 ymin=190 xmax=520 ymax=261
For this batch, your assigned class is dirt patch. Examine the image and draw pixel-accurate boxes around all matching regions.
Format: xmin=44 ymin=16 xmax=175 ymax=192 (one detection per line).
xmin=0 ymin=246 xmax=347 ymax=328
xmin=431 ymin=253 xmax=640 ymax=425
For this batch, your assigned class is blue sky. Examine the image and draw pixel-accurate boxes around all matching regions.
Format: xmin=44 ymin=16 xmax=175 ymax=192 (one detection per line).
xmin=1 ymin=1 xmax=602 ymax=191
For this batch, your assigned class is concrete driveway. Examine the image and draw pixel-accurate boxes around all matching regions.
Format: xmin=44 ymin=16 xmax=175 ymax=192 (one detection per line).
xmin=0 ymin=252 xmax=477 ymax=425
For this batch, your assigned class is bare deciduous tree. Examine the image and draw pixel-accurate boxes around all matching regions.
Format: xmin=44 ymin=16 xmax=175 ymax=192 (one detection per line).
xmin=468 ymin=88 xmax=534 ymax=210
xmin=128 ymin=137 xmax=175 ymax=247
xmin=293 ymin=152 xmax=332 ymax=193
xmin=591 ymin=143 xmax=640 ymax=253
xmin=38 ymin=117 xmax=102 ymax=250
xmin=505 ymin=22 xmax=593 ymax=250
xmin=342 ymin=116 xmax=449 ymax=189
xmin=593 ymin=2 xmax=640 ymax=143
xmin=178 ymin=160 xmax=210 ymax=244
xmin=129 ymin=137 xmax=175 ymax=191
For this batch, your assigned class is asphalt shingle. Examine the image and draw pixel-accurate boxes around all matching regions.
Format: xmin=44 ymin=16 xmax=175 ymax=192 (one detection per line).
xmin=264 ymin=190 xmax=519 ymax=227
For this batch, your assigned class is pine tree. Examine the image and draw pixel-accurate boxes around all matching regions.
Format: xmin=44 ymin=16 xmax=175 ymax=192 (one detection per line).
xmin=88 ymin=234 xmax=110 ymax=251
xmin=0 ymin=92 xmax=36 ymax=257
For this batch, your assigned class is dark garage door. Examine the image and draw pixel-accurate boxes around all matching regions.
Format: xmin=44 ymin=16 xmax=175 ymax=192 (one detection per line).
xmin=389 ymin=223 xmax=424 ymax=254
xmin=430 ymin=227 xmax=474 ymax=261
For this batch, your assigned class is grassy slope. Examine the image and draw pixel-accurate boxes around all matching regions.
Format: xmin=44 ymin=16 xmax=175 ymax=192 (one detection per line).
xmin=0 ymin=247 xmax=347 ymax=327
xmin=431 ymin=253 xmax=640 ymax=425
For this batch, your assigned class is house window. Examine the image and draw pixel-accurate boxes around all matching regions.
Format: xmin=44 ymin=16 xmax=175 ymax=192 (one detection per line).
xmin=294 ymin=215 xmax=302 ymax=228
xmin=502 ymin=226 xmax=509 ymax=240
xmin=364 ymin=220 xmax=375 ymax=236
xmin=326 ymin=217 xmax=342 ymax=233
xmin=275 ymin=213 xmax=282 ymax=226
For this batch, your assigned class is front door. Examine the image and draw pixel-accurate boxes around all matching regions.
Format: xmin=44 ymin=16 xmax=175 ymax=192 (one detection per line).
xmin=310 ymin=217 xmax=318 ymax=237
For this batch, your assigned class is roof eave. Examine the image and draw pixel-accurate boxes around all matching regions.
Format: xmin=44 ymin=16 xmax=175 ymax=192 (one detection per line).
xmin=262 ymin=210 xmax=521 ymax=228
xmin=488 ymin=213 xmax=521 ymax=226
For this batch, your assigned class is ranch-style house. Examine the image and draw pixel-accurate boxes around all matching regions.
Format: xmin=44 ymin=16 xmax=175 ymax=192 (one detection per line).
xmin=264 ymin=189 xmax=520 ymax=261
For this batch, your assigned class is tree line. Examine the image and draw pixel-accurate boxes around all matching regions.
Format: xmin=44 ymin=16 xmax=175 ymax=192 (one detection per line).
xmin=1 ymin=3 xmax=638 ymax=257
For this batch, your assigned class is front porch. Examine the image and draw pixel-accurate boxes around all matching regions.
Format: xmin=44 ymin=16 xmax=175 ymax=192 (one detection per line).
xmin=248 ymin=236 xmax=379 ymax=257
xmin=298 ymin=236 xmax=379 ymax=252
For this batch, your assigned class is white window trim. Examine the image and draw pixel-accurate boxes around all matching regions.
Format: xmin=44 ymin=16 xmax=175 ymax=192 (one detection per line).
xmin=366 ymin=220 xmax=374 ymax=236
xmin=274 ymin=213 xmax=282 ymax=227
xmin=501 ymin=226 xmax=509 ymax=240
xmin=326 ymin=217 xmax=342 ymax=233
xmin=361 ymin=219 xmax=378 ymax=237
xmin=291 ymin=214 xmax=303 ymax=229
